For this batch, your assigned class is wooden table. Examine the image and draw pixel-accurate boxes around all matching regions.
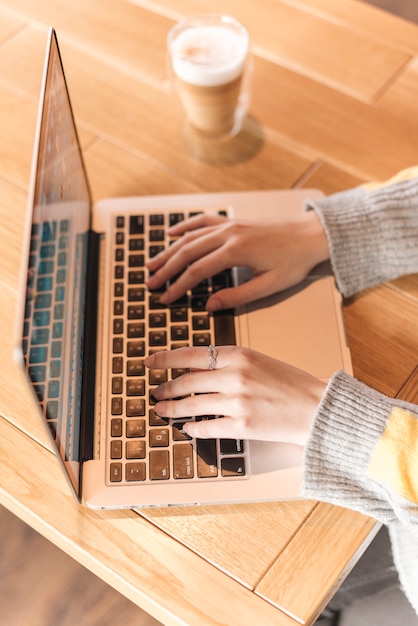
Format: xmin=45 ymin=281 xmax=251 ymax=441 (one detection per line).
xmin=1 ymin=1 xmax=418 ymax=624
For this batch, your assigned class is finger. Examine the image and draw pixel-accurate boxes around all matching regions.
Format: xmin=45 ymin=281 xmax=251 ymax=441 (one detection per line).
xmin=153 ymin=392 xmax=230 ymax=420
xmin=145 ymin=345 xmax=232 ymax=372
xmin=167 ymin=212 xmax=227 ymax=236
xmin=152 ymin=368 xmax=227 ymax=404
xmin=182 ymin=416 xmax=239 ymax=440
xmin=147 ymin=226 xmax=224 ymax=289
xmin=158 ymin=249 xmax=233 ymax=304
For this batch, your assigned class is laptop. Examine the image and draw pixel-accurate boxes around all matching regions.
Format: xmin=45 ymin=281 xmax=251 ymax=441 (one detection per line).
xmin=14 ymin=27 xmax=351 ymax=509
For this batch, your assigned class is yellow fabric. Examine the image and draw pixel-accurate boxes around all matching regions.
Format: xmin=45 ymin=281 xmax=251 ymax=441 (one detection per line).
xmin=367 ymin=407 xmax=418 ymax=503
xmin=363 ymin=166 xmax=418 ymax=192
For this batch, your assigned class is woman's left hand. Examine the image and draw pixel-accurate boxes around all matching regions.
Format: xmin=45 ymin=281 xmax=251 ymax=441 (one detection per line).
xmin=144 ymin=345 xmax=326 ymax=446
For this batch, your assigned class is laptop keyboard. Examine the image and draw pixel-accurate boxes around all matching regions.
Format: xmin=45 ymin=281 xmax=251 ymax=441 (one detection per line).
xmin=108 ymin=209 xmax=249 ymax=485
xmin=23 ymin=219 xmax=69 ymax=443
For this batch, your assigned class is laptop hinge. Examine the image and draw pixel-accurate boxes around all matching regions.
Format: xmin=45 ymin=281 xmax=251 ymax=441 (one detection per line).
xmin=79 ymin=229 xmax=100 ymax=463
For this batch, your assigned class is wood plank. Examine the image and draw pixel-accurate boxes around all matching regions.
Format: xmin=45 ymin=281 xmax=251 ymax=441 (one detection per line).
xmin=141 ymin=499 xmax=315 ymax=588
xmin=252 ymin=56 xmax=418 ymax=180
xmin=376 ymin=56 xmax=418 ymax=120
xmin=0 ymin=416 xmax=301 ymax=626
xmin=344 ymin=283 xmax=418 ymax=395
xmin=129 ymin=0 xmax=410 ymax=101
xmin=0 ymin=505 xmax=161 ymax=626
xmin=84 ymin=139 xmax=203 ymax=201
xmin=300 ymin=161 xmax=365 ymax=194
xmin=285 ymin=0 xmax=418 ymax=54
xmin=255 ymin=503 xmax=377 ymax=624
xmin=0 ymin=10 xmax=25 ymax=43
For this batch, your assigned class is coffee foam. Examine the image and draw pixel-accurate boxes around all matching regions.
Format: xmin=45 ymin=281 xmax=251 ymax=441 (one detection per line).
xmin=171 ymin=25 xmax=248 ymax=87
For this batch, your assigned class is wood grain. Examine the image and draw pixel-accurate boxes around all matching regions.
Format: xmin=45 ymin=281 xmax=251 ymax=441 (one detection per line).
xmin=0 ymin=0 xmax=417 ymax=624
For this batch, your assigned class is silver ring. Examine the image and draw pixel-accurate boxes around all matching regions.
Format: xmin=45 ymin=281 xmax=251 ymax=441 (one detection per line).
xmin=208 ymin=344 xmax=218 ymax=370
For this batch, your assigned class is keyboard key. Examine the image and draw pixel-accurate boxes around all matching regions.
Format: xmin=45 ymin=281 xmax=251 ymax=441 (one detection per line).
xmin=114 ymin=282 xmax=124 ymax=297
xmin=149 ymin=330 xmax=167 ymax=347
xmin=148 ymin=369 xmax=167 ymax=385
xmin=34 ymin=294 xmax=52 ymax=309
xmin=127 ymin=340 xmax=145 ymax=357
xmin=110 ymin=463 xmax=123 ymax=482
xmin=149 ymin=428 xmax=169 ymax=447
xmin=149 ymin=229 xmax=164 ymax=242
xmin=128 ymin=254 xmax=145 ymax=268
xmin=112 ymin=377 xmax=123 ymax=394
xmin=126 ymin=440 xmax=146 ymax=459
xmin=193 ymin=333 xmax=211 ymax=346
xmin=149 ymin=245 xmax=164 ymax=258
xmin=197 ymin=439 xmax=218 ymax=478
xmin=149 ymin=450 xmax=170 ymax=480
xmin=171 ymin=325 xmax=188 ymax=342
xmin=113 ymin=337 xmax=123 ymax=354
xmin=115 ymin=265 xmax=124 ymax=279
xmin=193 ymin=313 xmax=210 ymax=330
xmin=32 ymin=328 xmax=50 ymax=345
xmin=29 ymin=346 xmax=48 ymax=364
xmin=128 ymin=270 xmax=145 ymax=284
xmin=221 ymin=457 xmax=246 ymax=477
xmin=173 ymin=444 xmax=194 ymax=479
xmin=113 ymin=319 xmax=123 ymax=334
xmin=126 ymin=379 xmax=145 ymax=396
xmin=129 ymin=238 xmax=144 ymax=251
xmin=128 ymin=304 xmax=145 ymax=319
xmin=127 ymin=359 xmax=145 ymax=376
xmin=169 ymin=213 xmax=184 ymax=227
xmin=149 ymin=312 xmax=167 ymax=327
xmin=126 ymin=419 xmax=146 ymax=438
xmin=149 ymin=214 xmax=164 ymax=226
xmin=112 ymin=357 xmax=123 ymax=374
xmin=28 ymin=365 xmax=46 ymax=382
xmin=111 ymin=419 xmax=123 ymax=437
xmin=127 ymin=322 xmax=145 ymax=338
xmin=129 ymin=215 xmax=144 ymax=235
xmin=126 ymin=398 xmax=146 ymax=416
xmin=220 ymin=439 xmax=245 ymax=455
xmin=149 ymin=409 xmax=168 ymax=426
xmin=111 ymin=440 xmax=122 ymax=459
xmin=128 ymin=287 xmax=145 ymax=301
xmin=149 ymin=293 xmax=166 ymax=309
xmin=111 ymin=397 xmax=123 ymax=415
xmin=114 ymin=300 xmax=124 ymax=316
xmin=126 ymin=462 xmax=146 ymax=481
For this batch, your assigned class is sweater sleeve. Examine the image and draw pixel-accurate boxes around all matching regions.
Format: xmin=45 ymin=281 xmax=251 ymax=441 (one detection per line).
xmin=302 ymin=371 xmax=418 ymax=527
xmin=305 ymin=168 xmax=418 ymax=297
xmin=302 ymin=370 xmax=418 ymax=613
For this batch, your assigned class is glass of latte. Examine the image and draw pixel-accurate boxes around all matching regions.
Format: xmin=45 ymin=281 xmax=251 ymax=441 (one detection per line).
xmin=167 ymin=14 xmax=251 ymax=140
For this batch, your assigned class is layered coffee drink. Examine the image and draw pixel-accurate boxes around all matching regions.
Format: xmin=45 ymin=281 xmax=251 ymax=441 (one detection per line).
xmin=168 ymin=16 xmax=250 ymax=139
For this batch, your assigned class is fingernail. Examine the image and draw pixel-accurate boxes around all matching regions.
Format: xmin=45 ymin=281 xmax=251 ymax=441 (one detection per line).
xmin=207 ymin=297 xmax=222 ymax=312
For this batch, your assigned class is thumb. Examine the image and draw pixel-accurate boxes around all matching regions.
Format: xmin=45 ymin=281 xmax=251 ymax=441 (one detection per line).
xmin=207 ymin=272 xmax=279 ymax=311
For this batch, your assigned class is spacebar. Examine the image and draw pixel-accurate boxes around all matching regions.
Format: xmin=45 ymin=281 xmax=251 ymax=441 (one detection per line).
xmin=213 ymin=310 xmax=236 ymax=346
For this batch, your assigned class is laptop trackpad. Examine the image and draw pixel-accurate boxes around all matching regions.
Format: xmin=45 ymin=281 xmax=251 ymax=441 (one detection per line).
xmin=237 ymin=273 xmax=345 ymax=380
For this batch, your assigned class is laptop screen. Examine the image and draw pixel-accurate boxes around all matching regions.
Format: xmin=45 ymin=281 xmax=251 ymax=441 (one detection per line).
xmin=22 ymin=29 xmax=91 ymax=497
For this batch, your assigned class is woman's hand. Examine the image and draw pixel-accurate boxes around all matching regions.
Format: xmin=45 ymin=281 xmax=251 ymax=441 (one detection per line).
xmin=146 ymin=210 xmax=329 ymax=311
xmin=144 ymin=346 xmax=326 ymax=446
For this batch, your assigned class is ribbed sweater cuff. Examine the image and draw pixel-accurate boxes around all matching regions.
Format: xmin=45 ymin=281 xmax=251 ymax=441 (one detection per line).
xmin=305 ymin=179 xmax=418 ymax=297
xmin=302 ymin=371 xmax=399 ymax=522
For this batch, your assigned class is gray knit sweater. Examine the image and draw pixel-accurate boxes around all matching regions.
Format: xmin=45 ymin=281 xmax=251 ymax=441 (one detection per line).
xmin=302 ymin=170 xmax=418 ymax=614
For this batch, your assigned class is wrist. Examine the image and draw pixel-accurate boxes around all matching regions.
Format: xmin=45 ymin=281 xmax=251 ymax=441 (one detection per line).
xmin=302 ymin=210 xmax=330 ymax=269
